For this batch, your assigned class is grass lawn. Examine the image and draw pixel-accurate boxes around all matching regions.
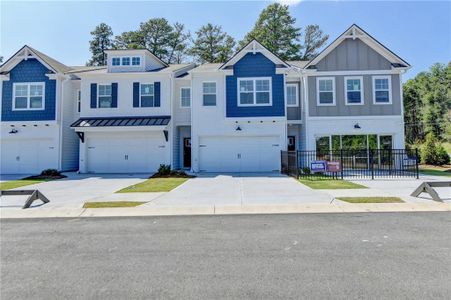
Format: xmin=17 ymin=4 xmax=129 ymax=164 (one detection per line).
xmin=83 ymin=201 xmax=146 ymax=208
xmin=299 ymin=178 xmax=367 ymax=189
xmin=337 ymin=197 xmax=404 ymax=203
xmin=419 ymin=165 xmax=451 ymax=177
xmin=0 ymin=178 xmax=51 ymax=190
xmin=116 ymin=177 xmax=190 ymax=193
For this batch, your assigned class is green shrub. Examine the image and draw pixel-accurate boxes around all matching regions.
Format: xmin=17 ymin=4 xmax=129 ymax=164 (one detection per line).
xmin=436 ymin=144 xmax=450 ymax=165
xmin=301 ymin=167 xmax=311 ymax=175
xmin=421 ymin=133 xmax=450 ymax=165
xmin=40 ymin=169 xmax=61 ymax=176
xmin=157 ymin=164 xmax=171 ymax=176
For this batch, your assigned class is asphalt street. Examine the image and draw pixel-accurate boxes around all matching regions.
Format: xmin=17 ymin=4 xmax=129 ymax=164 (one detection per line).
xmin=1 ymin=212 xmax=451 ymax=299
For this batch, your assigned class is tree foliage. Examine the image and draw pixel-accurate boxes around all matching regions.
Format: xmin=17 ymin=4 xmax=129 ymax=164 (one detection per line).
xmin=403 ymin=62 xmax=451 ymax=144
xmin=239 ymin=3 xmax=328 ymax=61
xmin=112 ymin=18 xmax=190 ymax=64
xmin=189 ymin=23 xmax=236 ymax=63
xmin=87 ymin=23 xmax=113 ymax=66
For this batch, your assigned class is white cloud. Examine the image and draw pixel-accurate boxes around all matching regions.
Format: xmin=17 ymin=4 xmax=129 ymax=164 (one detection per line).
xmin=275 ymin=0 xmax=304 ymax=6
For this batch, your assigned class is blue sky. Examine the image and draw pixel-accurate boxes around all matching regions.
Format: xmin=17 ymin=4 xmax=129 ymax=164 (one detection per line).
xmin=1 ymin=0 xmax=450 ymax=80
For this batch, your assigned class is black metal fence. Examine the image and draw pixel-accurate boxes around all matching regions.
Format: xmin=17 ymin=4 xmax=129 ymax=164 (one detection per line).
xmin=281 ymin=149 xmax=419 ymax=179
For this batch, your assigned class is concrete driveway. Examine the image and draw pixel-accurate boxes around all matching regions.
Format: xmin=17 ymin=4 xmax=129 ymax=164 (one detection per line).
xmin=147 ymin=173 xmax=332 ymax=207
xmin=0 ymin=172 xmax=150 ymax=208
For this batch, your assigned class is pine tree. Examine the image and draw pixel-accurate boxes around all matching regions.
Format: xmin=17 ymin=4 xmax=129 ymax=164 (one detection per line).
xmin=87 ymin=23 xmax=113 ymax=66
xmin=300 ymin=25 xmax=329 ymax=60
xmin=189 ymin=23 xmax=235 ymax=63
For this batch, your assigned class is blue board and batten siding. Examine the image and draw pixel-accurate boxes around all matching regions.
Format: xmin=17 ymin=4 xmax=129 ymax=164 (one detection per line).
xmin=226 ymin=53 xmax=285 ymax=117
xmin=1 ymin=59 xmax=56 ymax=121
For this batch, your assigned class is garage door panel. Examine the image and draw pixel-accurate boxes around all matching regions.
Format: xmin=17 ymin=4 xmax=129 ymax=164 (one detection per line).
xmin=199 ymin=136 xmax=280 ymax=172
xmin=86 ymin=135 xmax=167 ymax=173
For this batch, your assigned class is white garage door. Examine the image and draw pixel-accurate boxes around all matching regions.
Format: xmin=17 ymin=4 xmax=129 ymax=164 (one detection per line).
xmin=199 ymin=136 xmax=280 ymax=172
xmin=86 ymin=134 xmax=167 ymax=173
xmin=0 ymin=139 xmax=57 ymax=174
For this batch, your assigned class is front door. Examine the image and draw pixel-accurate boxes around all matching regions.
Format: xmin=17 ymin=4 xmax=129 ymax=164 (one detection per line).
xmin=288 ymin=136 xmax=296 ymax=151
xmin=183 ymin=138 xmax=191 ymax=168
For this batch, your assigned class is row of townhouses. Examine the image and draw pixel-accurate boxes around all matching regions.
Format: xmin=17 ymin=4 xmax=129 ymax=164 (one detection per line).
xmin=0 ymin=24 xmax=410 ymax=174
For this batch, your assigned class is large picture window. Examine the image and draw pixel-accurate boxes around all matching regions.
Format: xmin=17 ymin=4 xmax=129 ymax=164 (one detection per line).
xmin=13 ymin=82 xmax=45 ymax=110
xmin=238 ymin=77 xmax=271 ymax=106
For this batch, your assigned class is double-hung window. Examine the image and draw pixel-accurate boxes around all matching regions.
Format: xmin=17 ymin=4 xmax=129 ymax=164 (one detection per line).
xmin=373 ymin=76 xmax=391 ymax=104
xmin=98 ymin=84 xmax=112 ymax=108
xmin=13 ymin=83 xmax=45 ymax=110
xmin=112 ymin=57 xmax=120 ymax=66
xmin=202 ymin=82 xmax=216 ymax=106
xmin=238 ymin=78 xmax=271 ymax=106
xmin=121 ymin=57 xmax=130 ymax=66
xmin=180 ymin=87 xmax=191 ymax=108
xmin=132 ymin=57 xmax=140 ymax=66
xmin=286 ymin=83 xmax=298 ymax=107
xmin=140 ymin=84 xmax=155 ymax=107
xmin=317 ymin=77 xmax=335 ymax=105
xmin=345 ymin=76 xmax=363 ymax=105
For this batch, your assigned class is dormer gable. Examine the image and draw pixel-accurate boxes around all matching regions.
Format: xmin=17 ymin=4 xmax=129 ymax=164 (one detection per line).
xmin=105 ymin=49 xmax=168 ymax=73
xmin=220 ymin=39 xmax=290 ymax=72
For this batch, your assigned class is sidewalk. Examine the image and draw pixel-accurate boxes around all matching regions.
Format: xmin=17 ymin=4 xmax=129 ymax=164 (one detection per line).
xmin=1 ymin=201 xmax=450 ymax=219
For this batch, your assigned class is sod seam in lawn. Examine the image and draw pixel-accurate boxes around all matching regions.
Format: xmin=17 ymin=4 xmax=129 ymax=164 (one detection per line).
xmin=83 ymin=201 xmax=146 ymax=208
xmin=299 ymin=179 xmax=367 ymax=189
xmin=0 ymin=179 xmax=51 ymax=190
xmin=337 ymin=197 xmax=404 ymax=203
xmin=116 ymin=177 xmax=190 ymax=193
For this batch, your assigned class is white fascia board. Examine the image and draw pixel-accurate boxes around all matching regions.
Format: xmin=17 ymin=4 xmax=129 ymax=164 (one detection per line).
xmin=224 ymin=116 xmax=286 ymax=123
xmin=71 ymin=125 xmax=169 ymax=132
xmin=304 ymin=69 xmax=402 ymax=76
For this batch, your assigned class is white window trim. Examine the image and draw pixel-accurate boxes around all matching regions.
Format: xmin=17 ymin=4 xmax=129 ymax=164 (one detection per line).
xmin=372 ymin=75 xmax=392 ymax=105
xmin=202 ymin=81 xmax=217 ymax=107
xmin=344 ymin=76 xmax=364 ymax=106
xmin=111 ymin=57 xmax=121 ymax=66
xmin=316 ymin=77 xmax=336 ymax=106
xmin=286 ymin=83 xmax=299 ymax=107
xmin=237 ymin=77 xmax=272 ymax=107
xmin=180 ymin=87 xmax=191 ymax=108
xmin=12 ymin=82 xmax=45 ymax=111
xmin=139 ymin=83 xmax=155 ymax=107
xmin=97 ymin=84 xmax=112 ymax=108
xmin=131 ymin=56 xmax=141 ymax=66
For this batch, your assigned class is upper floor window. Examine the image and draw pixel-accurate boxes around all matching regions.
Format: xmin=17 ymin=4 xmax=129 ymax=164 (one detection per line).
xmin=180 ymin=87 xmax=191 ymax=108
xmin=98 ymin=84 xmax=112 ymax=108
xmin=132 ymin=57 xmax=141 ymax=66
xmin=238 ymin=77 xmax=272 ymax=106
xmin=122 ymin=57 xmax=130 ymax=66
xmin=317 ymin=77 xmax=335 ymax=106
xmin=140 ymin=84 xmax=155 ymax=107
xmin=286 ymin=83 xmax=298 ymax=107
xmin=345 ymin=77 xmax=363 ymax=105
xmin=13 ymin=82 xmax=44 ymax=110
xmin=77 ymin=90 xmax=81 ymax=112
xmin=112 ymin=57 xmax=121 ymax=66
xmin=203 ymin=82 xmax=216 ymax=106
xmin=373 ymin=76 xmax=391 ymax=104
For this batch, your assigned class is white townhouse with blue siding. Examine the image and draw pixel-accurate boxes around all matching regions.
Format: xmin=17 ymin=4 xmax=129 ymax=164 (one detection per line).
xmin=0 ymin=24 xmax=410 ymax=175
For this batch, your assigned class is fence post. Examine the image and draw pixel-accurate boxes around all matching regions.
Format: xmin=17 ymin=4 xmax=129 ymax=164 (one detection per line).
xmin=340 ymin=149 xmax=344 ymax=180
xmin=370 ymin=149 xmax=374 ymax=180
xmin=415 ymin=148 xmax=419 ymax=179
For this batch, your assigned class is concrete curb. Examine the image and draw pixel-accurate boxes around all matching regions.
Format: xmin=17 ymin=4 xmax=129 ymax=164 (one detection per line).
xmin=1 ymin=202 xmax=450 ymax=219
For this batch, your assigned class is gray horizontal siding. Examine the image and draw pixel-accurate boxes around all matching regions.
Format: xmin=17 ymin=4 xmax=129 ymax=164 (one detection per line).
xmin=308 ymin=74 xmax=401 ymax=117
xmin=315 ymin=38 xmax=392 ymax=71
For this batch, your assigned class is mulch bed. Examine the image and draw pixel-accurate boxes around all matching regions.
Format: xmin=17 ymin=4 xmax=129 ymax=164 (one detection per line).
xmin=23 ymin=174 xmax=67 ymax=180
xmin=150 ymin=172 xmax=196 ymax=179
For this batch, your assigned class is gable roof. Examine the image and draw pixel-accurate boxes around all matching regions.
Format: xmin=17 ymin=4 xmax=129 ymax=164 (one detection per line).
xmin=304 ymin=24 xmax=410 ymax=69
xmin=0 ymin=45 xmax=72 ymax=74
xmin=219 ymin=39 xmax=290 ymax=70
